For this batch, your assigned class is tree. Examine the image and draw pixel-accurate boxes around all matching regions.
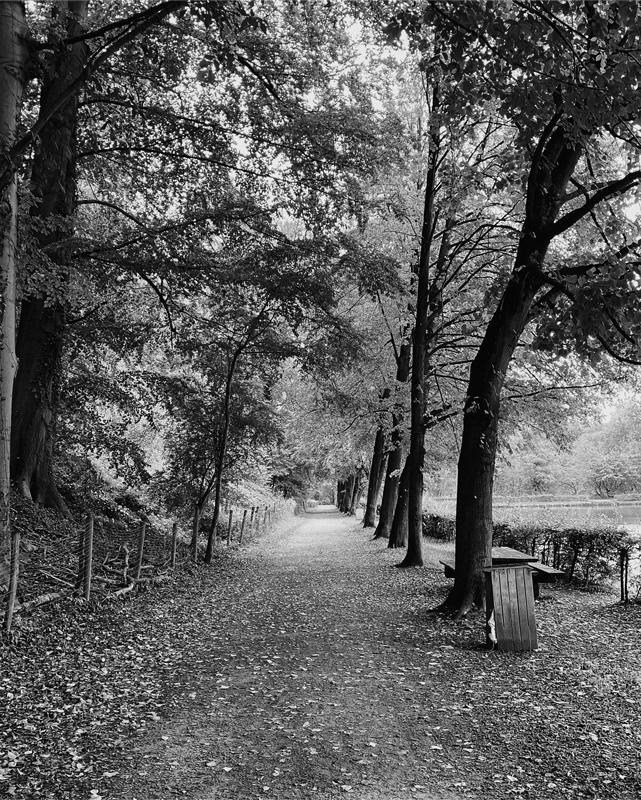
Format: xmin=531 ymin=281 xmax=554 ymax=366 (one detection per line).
xmin=362 ymin=62 xmax=514 ymax=559
xmin=0 ymin=2 xmax=30 ymax=590
xmin=11 ymin=1 xmax=91 ymax=514
xmin=362 ymin=423 xmax=387 ymax=527
xmin=10 ymin=0 xmax=404 ymax=520
xmin=416 ymin=1 xmax=641 ymax=616
xmin=570 ymin=395 xmax=641 ymax=496
xmin=9 ymin=1 xmax=211 ymax=509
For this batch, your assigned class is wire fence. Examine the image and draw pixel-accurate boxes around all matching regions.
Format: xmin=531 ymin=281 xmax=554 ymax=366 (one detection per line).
xmin=3 ymin=500 xmax=293 ymax=635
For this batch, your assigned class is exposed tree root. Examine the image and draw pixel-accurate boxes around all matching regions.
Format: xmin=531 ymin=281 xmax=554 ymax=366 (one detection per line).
xmin=437 ymin=587 xmax=483 ymax=620
xmin=15 ymin=476 xmax=72 ymax=519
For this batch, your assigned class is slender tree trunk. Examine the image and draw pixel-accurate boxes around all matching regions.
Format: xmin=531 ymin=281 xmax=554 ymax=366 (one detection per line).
xmin=205 ymin=349 xmax=241 ymax=565
xmin=0 ymin=177 xmax=19 ymax=590
xmin=373 ymin=340 xmax=411 ymax=539
xmin=375 ymin=451 xmax=388 ymax=515
xmin=340 ymin=475 xmax=354 ymax=514
xmin=11 ymin=2 xmax=88 ymax=512
xmin=399 ymin=84 xmax=442 ymax=568
xmin=373 ymin=428 xmax=402 ymax=539
xmin=363 ymin=427 xmax=385 ymax=527
xmin=0 ymin=2 xmax=30 ymax=588
xmin=348 ymin=468 xmax=362 ymax=515
xmin=388 ymin=459 xmax=409 ymax=549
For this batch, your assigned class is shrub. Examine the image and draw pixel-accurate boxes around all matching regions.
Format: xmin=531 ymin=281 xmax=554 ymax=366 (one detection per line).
xmin=494 ymin=522 xmax=623 ymax=585
xmin=424 ymin=512 xmax=626 ymax=588
xmin=422 ymin=514 xmax=455 ymax=541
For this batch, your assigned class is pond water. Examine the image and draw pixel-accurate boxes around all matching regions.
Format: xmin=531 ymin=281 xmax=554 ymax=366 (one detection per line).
xmin=428 ymin=499 xmax=641 ymax=531
xmin=564 ymin=503 xmax=641 ymax=526
xmin=495 ymin=502 xmax=641 ymax=530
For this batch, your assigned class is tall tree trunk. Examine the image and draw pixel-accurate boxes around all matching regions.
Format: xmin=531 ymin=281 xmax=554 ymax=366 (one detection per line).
xmin=388 ymin=459 xmax=409 ymax=549
xmin=399 ymin=84 xmax=442 ymax=568
xmin=443 ymin=122 xmax=582 ymax=617
xmin=11 ymin=2 xmax=88 ymax=512
xmin=340 ymin=475 xmax=355 ymax=514
xmin=373 ymin=440 xmax=402 ymax=539
xmin=446 ymin=265 xmax=546 ymax=613
xmin=205 ymin=349 xmax=241 ymax=565
xmin=0 ymin=2 xmax=30 ymax=589
xmin=363 ymin=427 xmax=386 ymax=527
xmin=348 ymin=467 xmax=364 ymax=516
xmin=373 ymin=339 xmax=411 ymax=539
xmin=12 ymin=301 xmax=67 ymax=507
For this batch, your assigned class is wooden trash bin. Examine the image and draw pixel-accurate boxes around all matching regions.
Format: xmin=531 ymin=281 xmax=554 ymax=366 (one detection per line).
xmin=484 ymin=565 xmax=537 ymax=652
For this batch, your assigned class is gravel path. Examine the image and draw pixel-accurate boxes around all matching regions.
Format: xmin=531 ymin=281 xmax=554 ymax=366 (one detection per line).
xmin=92 ymin=506 xmax=641 ymax=800
xmin=109 ymin=506 xmax=472 ymax=800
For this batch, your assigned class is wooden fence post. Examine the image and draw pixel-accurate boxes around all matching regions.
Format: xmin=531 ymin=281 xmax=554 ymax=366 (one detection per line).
xmin=121 ymin=542 xmax=130 ymax=585
xmin=620 ymin=546 xmax=630 ymax=604
xmin=171 ymin=522 xmax=178 ymax=569
xmin=254 ymin=507 xmax=260 ymax=532
xmin=3 ymin=525 xmax=20 ymax=635
xmin=227 ymin=509 xmax=233 ymax=546
xmin=239 ymin=509 xmax=248 ymax=544
xmin=83 ymin=514 xmax=94 ymax=601
xmin=135 ymin=522 xmax=146 ymax=582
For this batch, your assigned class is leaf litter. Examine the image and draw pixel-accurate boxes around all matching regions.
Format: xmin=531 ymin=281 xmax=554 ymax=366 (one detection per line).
xmin=1 ymin=507 xmax=641 ymax=799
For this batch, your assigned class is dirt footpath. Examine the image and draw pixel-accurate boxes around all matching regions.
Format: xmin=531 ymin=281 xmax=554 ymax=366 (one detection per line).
xmin=106 ymin=505 xmax=641 ymax=800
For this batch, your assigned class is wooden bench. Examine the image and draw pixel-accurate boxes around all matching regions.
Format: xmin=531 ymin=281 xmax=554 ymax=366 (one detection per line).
xmin=530 ymin=561 xmax=566 ymax=580
xmin=440 ymin=559 xmax=456 ymax=579
xmin=440 ymin=556 xmax=566 ymax=599
xmin=529 ymin=561 xmax=565 ymax=599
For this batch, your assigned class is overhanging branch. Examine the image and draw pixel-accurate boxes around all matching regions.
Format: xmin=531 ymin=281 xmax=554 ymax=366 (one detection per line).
xmin=550 ymin=170 xmax=641 ymax=237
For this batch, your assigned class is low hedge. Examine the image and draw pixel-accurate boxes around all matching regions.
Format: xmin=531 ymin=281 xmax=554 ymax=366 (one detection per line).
xmin=422 ymin=512 xmax=633 ymax=588
xmin=422 ymin=514 xmax=456 ymax=541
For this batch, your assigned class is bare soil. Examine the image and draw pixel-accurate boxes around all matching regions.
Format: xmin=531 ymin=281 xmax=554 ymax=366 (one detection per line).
xmin=3 ymin=505 xmax=641 ymax=800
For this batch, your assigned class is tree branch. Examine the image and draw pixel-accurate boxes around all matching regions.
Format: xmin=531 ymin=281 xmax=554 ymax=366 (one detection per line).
xmin=63 ymin=1 xmax=186 ymax=45
xmin=1 ymin=1 xmax=185 ymax=191
xmin=550 ymin=170 xmax=641 ymax=237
